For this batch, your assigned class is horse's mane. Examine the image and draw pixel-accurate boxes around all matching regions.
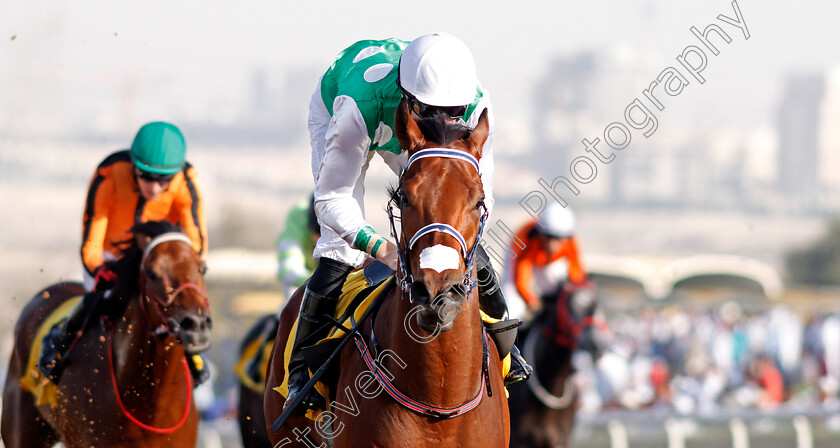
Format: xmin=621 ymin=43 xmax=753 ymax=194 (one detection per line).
xmin=105 ymin=221 xmax=183 ymax=301
xmin=414 ymin=113 xmax=471 ymax=147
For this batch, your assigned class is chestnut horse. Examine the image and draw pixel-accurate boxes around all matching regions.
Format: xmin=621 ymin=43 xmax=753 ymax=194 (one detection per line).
xmin=265 ymin=104 xmax=509 ymax=447
xmin=1 ymin=221 xmax=212 ymax=448
xmin=508 ymin=282 xmax=600 ymax=448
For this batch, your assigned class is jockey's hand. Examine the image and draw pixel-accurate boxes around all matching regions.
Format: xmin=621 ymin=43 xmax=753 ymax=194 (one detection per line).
xmin=375 ymin=240 xmax=399 ymax=271
xmin=528 ymin=299 xmax=544 ymax=315
xmin=93 ymin=265 xmax=117 ymax=291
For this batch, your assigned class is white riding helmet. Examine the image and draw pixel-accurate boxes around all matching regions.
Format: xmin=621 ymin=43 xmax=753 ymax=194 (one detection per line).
xmin=540 ymin=202 xmax=576 ymax=238
xmin=399 ymin=32 xmax=478 ymax=107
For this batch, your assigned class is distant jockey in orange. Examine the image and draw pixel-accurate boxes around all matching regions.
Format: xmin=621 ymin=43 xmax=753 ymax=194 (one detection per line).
xmin=503 ymin=202 xmax=587 ymax=321
xmin=39 ymin=122 xmax=209 ymax=384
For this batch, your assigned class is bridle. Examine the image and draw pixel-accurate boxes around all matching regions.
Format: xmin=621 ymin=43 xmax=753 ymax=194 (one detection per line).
xmin=360 ymin=147 xmax=493 ymax=419
xmin=386 ymin=148 xmax=489 ymax=302
xmin=542 ymin=283 xmax=601 ymax=350
xmin=107 ymin=231 xmax=207 ymax=434
xmin=138 ymin=233 xmax=209 ymax=340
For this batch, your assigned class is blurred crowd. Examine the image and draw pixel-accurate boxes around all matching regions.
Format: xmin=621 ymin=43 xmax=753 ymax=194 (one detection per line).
xmin=573 ymin=301 xmax=840 ymax=415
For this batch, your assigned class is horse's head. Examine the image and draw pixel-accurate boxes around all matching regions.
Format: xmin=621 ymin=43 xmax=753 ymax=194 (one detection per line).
xmin=392 ymin=102 xmax=489 ymax=333
xmin=543 ymin=282 xmax=601 ymax=355
xmin=134 ymin=223 xmax=212 ymax=355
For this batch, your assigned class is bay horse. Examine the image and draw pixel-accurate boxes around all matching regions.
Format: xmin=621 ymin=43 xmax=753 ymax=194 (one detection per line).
xmin=1 ymin=221 xmax=212 ymax=448
xmin=508 ymin=282 xmax=600 ymax=448
xmin=237 ymin=313 xmax=278 ymax=448
xmin=264 ymin=103 xmax=509 ymax=447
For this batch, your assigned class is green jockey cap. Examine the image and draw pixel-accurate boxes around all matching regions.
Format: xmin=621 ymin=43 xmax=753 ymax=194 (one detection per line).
xmin=130 ymin=122 xmax=187 ymax=175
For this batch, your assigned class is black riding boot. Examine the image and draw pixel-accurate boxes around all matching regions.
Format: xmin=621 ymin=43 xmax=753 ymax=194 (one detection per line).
xmin=284 ymin=257 xmax=353 ymax=412
xmin=38 ymin=289 xmax=104 ymax=383
xmin=476 ymin=245 xmax=533 ymax=386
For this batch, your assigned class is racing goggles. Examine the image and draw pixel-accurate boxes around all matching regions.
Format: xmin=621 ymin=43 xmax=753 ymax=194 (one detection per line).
xmin=135 ymin=167 xmax=176 ymax=184
xmin=400 ymin=88 xmax=467 ymax=120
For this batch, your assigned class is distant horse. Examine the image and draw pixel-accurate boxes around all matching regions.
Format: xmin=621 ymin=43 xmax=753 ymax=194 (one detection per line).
xmin=1 ymin=221 xmax=212 ymax=448
xmin=237 ymin=313 xmax=278 ymax=448
xmin=509 ymin=282 xmax=600 ymax=448
xmin=264 ymin=103 xmax=509 ymax=447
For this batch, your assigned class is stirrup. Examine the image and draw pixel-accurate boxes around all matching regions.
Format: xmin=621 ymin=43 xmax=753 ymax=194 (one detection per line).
xmin=504 ymin=345 xmax=533 ymax=386
xmin=284 ymin=366 xmax=327 ymax=413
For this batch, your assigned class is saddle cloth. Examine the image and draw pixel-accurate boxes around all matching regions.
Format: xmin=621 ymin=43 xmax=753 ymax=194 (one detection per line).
xmin=234 ymin=325 xmax=276 ymax=393
xmin=20 ymin=296 xmax=82 ymax=407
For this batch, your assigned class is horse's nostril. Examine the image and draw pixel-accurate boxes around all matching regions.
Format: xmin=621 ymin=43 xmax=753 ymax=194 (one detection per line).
xmin=204 ymin=316 xmax=213 ymax=331
xmin=410 ymin=281 xmax=429 ymax=302
xmin=180 ymin=316 xmax=198 ymax=331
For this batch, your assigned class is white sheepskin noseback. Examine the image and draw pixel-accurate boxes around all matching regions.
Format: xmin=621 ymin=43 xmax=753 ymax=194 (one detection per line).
xmin=419 ymin=245 xmax=461 ymax=273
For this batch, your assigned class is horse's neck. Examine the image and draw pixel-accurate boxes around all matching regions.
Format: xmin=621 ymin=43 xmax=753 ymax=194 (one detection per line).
xmin=113 ymin=298 xmax=186 ymax=395
xmin=377 ymin=289 xmax=485 ymax=407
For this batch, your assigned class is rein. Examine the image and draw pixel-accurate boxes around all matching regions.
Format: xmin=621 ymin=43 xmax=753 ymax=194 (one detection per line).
xmin=523 ymin=328 xmax=576 ymax=410
xmin=107 ymin=319 xmax=193 ymax=434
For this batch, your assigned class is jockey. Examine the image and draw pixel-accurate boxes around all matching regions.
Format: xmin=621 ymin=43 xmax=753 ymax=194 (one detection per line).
xmin=286 ymin=32 xmax=532 ymax=412
xmin=38 ymin=121 xmax=209 ymax=385
xmin=276 ymin=195 xmax=320 ymax=300
xmin=503 ymin=202 xmax=588 ymax=321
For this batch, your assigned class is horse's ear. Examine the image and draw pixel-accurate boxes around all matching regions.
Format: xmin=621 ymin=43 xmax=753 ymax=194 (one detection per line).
xmin=395 ymin=99 xmax=425 ymax=154
xmin=467 ymin=108 xmax=489 ymax=159
xmin=136 ymin=234 xmax=152 ymax=252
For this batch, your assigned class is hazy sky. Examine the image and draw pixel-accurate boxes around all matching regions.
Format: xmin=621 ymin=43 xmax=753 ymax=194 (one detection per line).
xmin=1 ymin=0 xmax=838 ymax=141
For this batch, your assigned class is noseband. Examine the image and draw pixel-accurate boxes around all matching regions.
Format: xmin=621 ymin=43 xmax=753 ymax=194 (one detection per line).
xmin=387 ymin=148 xmax=489 ymax=302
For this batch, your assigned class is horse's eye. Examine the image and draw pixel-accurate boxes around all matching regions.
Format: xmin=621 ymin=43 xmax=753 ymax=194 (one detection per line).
xmin=147 ymin=270 xmax=160 ymax=282
xmin=476 ymin=198 xmax=485 ymax=210
xmin=399 ymin=192 xmax=410 ymax=208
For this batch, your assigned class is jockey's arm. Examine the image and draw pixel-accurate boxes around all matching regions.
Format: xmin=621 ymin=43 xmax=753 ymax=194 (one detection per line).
xmin=276 ymin=203 xmax=315 ymax=294
xmin=564 ymin=236 xmax=587 ymax=284
xmin=171 ymin=166 xmax=208 ymax=258
xmin=313 ymin=96 xmax=396 ymax=265
xmin=514 ymin=256 xmax=541 ymax=309
xmin=81 ymin=170 xmax=115 ymax=276
xmin=277 ymin=241 xmax=310 ymax=297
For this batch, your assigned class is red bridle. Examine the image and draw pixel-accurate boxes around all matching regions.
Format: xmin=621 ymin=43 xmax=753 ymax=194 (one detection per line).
xmin=541 ymin=284 xmax=605 ymax=349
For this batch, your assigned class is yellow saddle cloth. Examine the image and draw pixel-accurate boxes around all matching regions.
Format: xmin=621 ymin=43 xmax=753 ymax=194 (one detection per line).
xmin=235 ymin=326 xmax=276 ymax=393
xmin=20 ymin=296 xmax=82 ymax=408
xmin=273 ymin=271 xmax=510 ymax=421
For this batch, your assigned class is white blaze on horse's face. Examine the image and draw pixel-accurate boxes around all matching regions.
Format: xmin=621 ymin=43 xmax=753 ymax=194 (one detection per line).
xmin=419 ymin=245 xmax=461 ymax=273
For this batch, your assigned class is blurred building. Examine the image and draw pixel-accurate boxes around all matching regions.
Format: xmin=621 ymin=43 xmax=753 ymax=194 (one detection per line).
xmin=777 ymin=73 xmax=825 ymax=212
